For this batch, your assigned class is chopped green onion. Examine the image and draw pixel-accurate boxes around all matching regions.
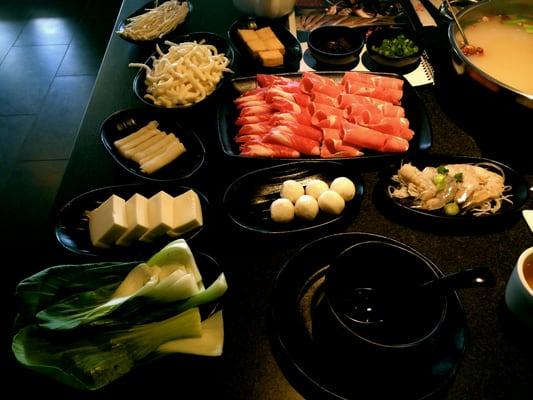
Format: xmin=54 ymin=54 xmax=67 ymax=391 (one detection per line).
xmin=454 ymin=172 xmax=463 ymax=182
xmin=437 ymin=166 xmax=449 ymax=174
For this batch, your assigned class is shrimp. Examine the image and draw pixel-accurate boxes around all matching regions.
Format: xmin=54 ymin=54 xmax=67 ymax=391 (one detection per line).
xmin=390 ymin=163 xmax=436 ymax=201
xmin=447 ymin=163 xmax=510 ymax=215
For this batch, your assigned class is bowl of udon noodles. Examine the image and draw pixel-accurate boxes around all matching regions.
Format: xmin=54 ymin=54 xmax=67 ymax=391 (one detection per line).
xmin=130 ymin=32 xmax=234 ymax=110
xmin=447 ymin=0 xmax=533 ymax=108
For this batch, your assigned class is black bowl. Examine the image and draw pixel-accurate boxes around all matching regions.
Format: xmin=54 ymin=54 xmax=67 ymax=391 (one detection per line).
xmin=366 ymin=27 xmax=423 ymax=68
xmin=228 ymin=16 xmax=302 ymax=73
xmin=308 ymin=26 xmax=365 ymax=66
xmin=321 ymin=240 xmax=447 ymax=355
xmin=132 ymin=31 xmax=233 ymax=110
xmin=116 ymin=0 xmax=192 ymax=46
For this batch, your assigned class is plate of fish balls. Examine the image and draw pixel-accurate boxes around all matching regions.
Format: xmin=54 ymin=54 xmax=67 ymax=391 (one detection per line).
xmin=223 ymin=161 xmax=364 ymax=236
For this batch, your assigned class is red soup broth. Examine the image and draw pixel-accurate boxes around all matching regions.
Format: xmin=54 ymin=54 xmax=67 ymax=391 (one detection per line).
xmin=523 ymin=253 xmax=533 ymax=291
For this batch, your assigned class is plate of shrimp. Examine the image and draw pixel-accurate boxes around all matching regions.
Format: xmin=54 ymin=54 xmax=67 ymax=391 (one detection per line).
xmin=374 ymin=154 xmax=528 ymax=229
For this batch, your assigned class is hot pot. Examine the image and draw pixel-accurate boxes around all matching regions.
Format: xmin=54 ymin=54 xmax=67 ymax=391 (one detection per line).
xmin=447 ymin=0 xmax=533 ymax=109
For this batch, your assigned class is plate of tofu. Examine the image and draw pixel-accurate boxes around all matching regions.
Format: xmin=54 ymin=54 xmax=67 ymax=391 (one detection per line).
xmin=55 ymin=183 xmax=207 ymax=257
xmin=101 ymin=108 xmax=206 ymax=182
xmin=228 ymin=16 xmax=302 ymax=73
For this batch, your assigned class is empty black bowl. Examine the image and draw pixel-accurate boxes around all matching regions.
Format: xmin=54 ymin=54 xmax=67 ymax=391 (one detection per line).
xmin=366 ymin=27 xmax=423 ymax=68
xmin=319 ymin=240 xmax=447 ymax=356
xmin=308 ymin=26 xmax=365 ymax=65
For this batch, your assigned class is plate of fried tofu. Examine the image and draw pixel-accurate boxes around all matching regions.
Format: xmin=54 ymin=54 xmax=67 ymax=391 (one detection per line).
xmin=228 ymin=16 xmax=302 ymax=72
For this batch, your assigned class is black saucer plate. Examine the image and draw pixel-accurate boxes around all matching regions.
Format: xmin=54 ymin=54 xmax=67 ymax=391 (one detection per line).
xmin=223 ymin=161 xmax=363 ymax=236
xmin=269 ymin=232 xmax=467 ymax=400
xmin=101 ymin=108 xmax=205 ymax=182
xmin=374 ymin=154 xmax=529 ymax=230
xmin=55 ymin=183 xmax=208 ymax=258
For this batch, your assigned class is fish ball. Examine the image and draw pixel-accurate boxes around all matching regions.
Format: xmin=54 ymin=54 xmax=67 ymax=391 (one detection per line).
xmin=330 ymin=177 xmax=356 ymax=201
xmin=305 ymin=179 xmax=329 ymax=200
xmin=270 ymin=198 xmax=295 ymax=223
xmin=280 ymin=180 xmax=304 ymax=203
xmin=318 ymin=190 xmax=345 ymax=215
xmin=294 ymin=195 xmax=319 ymax=221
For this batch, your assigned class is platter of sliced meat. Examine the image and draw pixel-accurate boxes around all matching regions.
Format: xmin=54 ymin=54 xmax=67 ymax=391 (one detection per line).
xmin=217 ymin=71 xmax=431 ymax=167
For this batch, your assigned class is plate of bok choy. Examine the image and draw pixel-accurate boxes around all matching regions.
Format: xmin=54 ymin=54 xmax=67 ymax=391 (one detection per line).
xmin=12 ymin=239 xmax=227 ymax=391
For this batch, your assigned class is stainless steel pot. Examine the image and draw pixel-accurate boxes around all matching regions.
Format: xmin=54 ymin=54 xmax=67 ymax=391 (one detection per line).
xmin=447 ymin=0 xmax=533 ymax=108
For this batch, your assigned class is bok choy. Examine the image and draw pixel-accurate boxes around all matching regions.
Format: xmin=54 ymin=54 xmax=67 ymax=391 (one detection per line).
xmin=35 ymin=239 xmax=207 ymax=330
xmin=11 ymin=239 xmax=227 ymax=390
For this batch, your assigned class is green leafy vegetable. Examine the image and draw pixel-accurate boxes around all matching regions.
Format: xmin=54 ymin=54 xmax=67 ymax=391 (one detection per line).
xmin=437 ymin=166 xmax=449 ymax=175
xmin=158 ymin=310 xmax=224 ymax=356
xmin=35 ymin=240 xmax=204 ymax=331
xmin=11 ymin=239 xmax=227 ymax=390
xmin=454 ymin=172 xmax=463 ymax=183
xmin=13 ymin=307 xmax=202 ymax=391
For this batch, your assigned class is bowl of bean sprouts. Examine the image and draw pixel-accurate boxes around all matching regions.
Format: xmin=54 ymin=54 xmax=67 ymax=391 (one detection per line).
xmin=116 ymin=0 xmax=191 ymax=45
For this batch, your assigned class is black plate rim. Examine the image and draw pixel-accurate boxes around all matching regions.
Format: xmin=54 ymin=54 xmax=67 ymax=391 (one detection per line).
xmin=227 ymin=16 xmax=303 ymax=72
xmin=132 ymin=31 xmax=234 ymax=110
xmin=222 ymin=160 xmax=364 ymax=235
xmin=115 ymin=0 xmax=192 ymax=45
xmin=100 ymin=107 xmax=206 ymax=182
xmin=375 ymin=154 xmax=529 ymax=226
xmin=217 ymin=70 xmax=432 ymax=163
xmin=55 ymin=182 xmax=209 ymax=257
xmin=269 ymin=231 xmax=467 ymax=400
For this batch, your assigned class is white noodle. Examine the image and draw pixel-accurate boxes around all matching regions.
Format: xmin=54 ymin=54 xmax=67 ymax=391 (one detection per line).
xmin=129 ymin=39 xmax=232 ymax=107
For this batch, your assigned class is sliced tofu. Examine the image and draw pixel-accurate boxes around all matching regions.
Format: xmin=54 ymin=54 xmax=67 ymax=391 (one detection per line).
xmin=258 ymin=50 xmax=283 ymax=67
xmin=167 ymin=190 xmax=203 ymax=238
xmin=139 ymin=191 xmax=174 ymax=242
xmin=116 ymin=194 xmax=150 ymax=246
xmin=238 ymin=28 xmax=259 ymax=42
xmin=88 ymin=194 xmax=128 ymax=248
xmin=246 ymin=39 xmax=268 ymax=58
xmin=256 ymin=27 xmax=276 ymax=40
xmin=264 ymin=37 xmax=285 ymax=55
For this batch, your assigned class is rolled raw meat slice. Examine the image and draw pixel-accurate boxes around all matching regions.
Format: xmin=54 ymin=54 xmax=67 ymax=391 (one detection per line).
xmin=264 ymin=129 xmax=320 ymax=155
xmin=238 ymin=122 xmax=272 ymax=135
xmin=342 ymin=71 xmax=404 ymax=90
xmin=312 ymin=91 xmax=337 ymax=107
xmin=343 ymin=80 xmax=403 ymax=104
xmin=322 ymin=127 xmax=342 ymax=140
xmin=342 ymin=121 xmax=409 ymax=152
xmin=239 ymin=105 xmax=272 ymax=116
xmin=257 ymin=74 xmax=293 ymax=87
xmin=235 ymin=114 xmax=271 ymax=126
xmin=240 ymin=141 xmax=300 ymax=158
xmin=324 ymin=138 xmax=364 ymax=156
xmin=271 ymin=98 xmax=301 ymax=114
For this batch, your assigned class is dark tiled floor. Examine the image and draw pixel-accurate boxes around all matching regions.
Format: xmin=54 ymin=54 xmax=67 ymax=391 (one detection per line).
xmin=1 ymin=0 xmax=122 ymax=377
xmin=0 ymin=0 xmax=121 ymax=233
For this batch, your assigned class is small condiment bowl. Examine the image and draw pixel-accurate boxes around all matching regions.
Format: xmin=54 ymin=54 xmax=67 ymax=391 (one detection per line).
xmin=307 ymin=26 xmax=365 ymax=65
xmin=313 ymin=240 xmax=448 ymax=366
xmin=366 ymin=27 xmax=423 ymax=69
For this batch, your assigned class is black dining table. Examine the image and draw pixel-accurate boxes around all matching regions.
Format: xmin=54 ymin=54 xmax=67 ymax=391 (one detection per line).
xmin=7 ymin=0 xmax=533 ymax=399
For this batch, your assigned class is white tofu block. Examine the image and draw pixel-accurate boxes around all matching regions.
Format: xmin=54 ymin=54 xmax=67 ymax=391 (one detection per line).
xmin=88 ymin=194 xmax=128 ymax=248
xmin=116 ymin=194 xmax=150 ymax=246
xmin=139 ymin=191 xmax=174 ymax=242
xmin=167 ymin=190 xmax=203 ymax=237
